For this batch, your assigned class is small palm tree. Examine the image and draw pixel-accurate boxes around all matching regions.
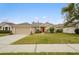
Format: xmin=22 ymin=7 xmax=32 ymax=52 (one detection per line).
xmin=61 ymin=3 xmax=79 ymax=26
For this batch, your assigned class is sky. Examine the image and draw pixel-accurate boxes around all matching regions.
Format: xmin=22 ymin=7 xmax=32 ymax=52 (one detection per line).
xmin=0 ymin=3 xmax=67 ymax=24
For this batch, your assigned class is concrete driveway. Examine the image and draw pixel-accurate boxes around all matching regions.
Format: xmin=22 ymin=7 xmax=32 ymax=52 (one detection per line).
xmin=0 ymin=34 xmax=28 ymax=44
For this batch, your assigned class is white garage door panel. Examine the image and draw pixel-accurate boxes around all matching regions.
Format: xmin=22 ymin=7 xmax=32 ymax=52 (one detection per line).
xmin=15 ymin=28 xmax=31 ymax=34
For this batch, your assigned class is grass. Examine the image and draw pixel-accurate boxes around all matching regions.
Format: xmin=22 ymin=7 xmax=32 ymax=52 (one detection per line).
xmin=0 ymin=34 xmax=9 ymax=37
xmin=0 ymin=52 xmax=79 ymax=55
xmin=12 ymin=33 xmax=79 ymax=44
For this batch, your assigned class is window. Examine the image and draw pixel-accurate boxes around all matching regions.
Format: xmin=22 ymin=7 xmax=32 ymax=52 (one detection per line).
xmin=76 ymin=24 xmax=79 ymax=28
xmin=5 ymin=27 xmax=8 ymax=31
xmin=0 ymin=26 xmax=1 ymax=30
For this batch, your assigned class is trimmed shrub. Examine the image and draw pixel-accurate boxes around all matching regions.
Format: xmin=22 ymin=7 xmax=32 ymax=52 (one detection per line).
xmin=44 ymin=29 xmax=50 ymax=33
xmin=35 ymin=29 xmax=41 ymax=33
xmin=75 ymin=28 xmax=79 ymax=34
xmin=56 ymin=29 xmax=63 ymax=33
xmin=9 ymin=31 xmax=13 ymax=35
xmin=0 ymin=30 xmax=12 ymax=34
xmin=49 ymin=27 xmax=54 ymax=33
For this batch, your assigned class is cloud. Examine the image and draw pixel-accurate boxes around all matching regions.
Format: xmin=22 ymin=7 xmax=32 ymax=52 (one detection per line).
xmin=42 ymin=16 xmax=46 ymax=18
xmin=35 ymin=17 xmax=39 ymax=20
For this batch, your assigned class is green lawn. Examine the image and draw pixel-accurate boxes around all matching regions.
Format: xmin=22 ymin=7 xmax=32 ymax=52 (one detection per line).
xmin=12 ymin=33 xmax=79 ymax=44
xmin=0 ymin=34 xmax=8 ymax=37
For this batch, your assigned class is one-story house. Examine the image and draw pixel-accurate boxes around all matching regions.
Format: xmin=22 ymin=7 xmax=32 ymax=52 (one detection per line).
xmin=0 ymin=22 xmax=54 ymax=34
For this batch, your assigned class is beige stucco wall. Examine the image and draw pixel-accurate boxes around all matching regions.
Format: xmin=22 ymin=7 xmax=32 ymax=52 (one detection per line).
xmin=63 ymin=27 xmax=75 ymax=33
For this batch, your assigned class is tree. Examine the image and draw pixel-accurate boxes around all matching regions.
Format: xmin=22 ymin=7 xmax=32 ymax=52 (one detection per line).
xmin=61 ymin=3 xmax=79 ymax=26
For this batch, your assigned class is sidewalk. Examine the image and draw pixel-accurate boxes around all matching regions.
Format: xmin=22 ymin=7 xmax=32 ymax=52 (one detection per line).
xmin=0 ymin=44 xmax=79 ymax=53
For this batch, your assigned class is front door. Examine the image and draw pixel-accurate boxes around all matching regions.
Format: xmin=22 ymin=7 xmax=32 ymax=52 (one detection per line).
xmin=40 ymin=27 xmax=45 ymax=32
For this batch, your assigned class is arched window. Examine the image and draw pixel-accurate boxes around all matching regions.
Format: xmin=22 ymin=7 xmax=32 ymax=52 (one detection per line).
xmin=5 ymin=27 xmax=8 ymax=31
xmin=0 ymin=26 xmax=1 ymax=30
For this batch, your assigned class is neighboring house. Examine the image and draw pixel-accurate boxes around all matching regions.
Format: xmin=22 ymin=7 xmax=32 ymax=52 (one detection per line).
xmin=32 ymin=22 xmax=54 ymax=32
xmin=0 ymin=22 xmax=32 ymax=34
xmin=0 ymin=22 xmax=15 ymax=33
xmin=63 ymin=20 xmax=79 ymax=34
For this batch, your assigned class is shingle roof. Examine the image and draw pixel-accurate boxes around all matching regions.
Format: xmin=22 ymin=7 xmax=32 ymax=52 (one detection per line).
xmin=0 ymin=22 xmax=15 ymax=26
xmin=31 ymin=22 xmax=54 ymax=27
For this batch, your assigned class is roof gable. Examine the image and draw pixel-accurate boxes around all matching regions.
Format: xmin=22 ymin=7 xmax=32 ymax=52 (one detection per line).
xmin=0 ymin=22 xmax=15 ymax=27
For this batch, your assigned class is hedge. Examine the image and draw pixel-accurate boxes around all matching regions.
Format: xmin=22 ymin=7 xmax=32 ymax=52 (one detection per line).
xmin=75 ymin=28 xmax=79 ymax=34
xmin=0 ymin=30 xmax=12 ymax=33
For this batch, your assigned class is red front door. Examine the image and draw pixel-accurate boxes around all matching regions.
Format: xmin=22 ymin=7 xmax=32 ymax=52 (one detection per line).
xmin=40 ymin=27 xmax=45 ymax=32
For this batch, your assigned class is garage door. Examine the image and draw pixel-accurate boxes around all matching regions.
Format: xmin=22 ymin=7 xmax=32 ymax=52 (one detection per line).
xmin=15 ymin=27 xmax=31 ymax=34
